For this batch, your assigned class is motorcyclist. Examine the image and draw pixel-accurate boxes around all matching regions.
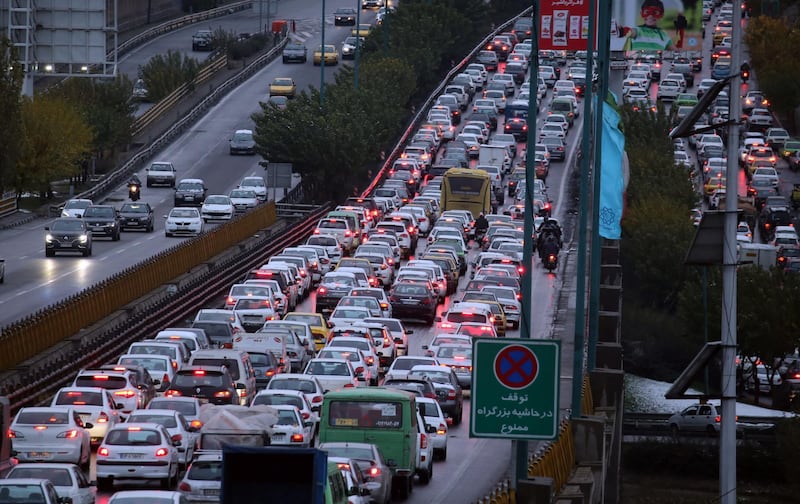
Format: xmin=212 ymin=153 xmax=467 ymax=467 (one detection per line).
xmin=537 ymin=217 xmax=562 ymax=250
xmin=538 ymin=234 xmax=560 ymax=264
xmin=475 ymin=212 xmax=489 ymax=234
xmin=128 ymin=174 xmax=142 ymax=187
xmin=792 ymin=184 xmax=800 ymax=209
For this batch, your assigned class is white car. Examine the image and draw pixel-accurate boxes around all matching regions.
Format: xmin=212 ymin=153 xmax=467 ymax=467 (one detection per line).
xmin=109 ymin=490 xmax=185 ymax=504
xmin=178 ymin=451 xmax=222 ymax=502
xmin=384 ymin=356 xmax=440 ymax=381
xmin=736 ymin=222 xmax=753 ymax=243
xmin=318 ymin=346 xmax=376 ymax=386
xmin=50 ymin=387 xmax=123 ymax=446
xmin=539 ymin=123 xmax=566 ymax=141
xmin=95 ymin=423 xmax=181 ymax=491
xmin=239 ymin=176 xmax=268 ymax=202
xmin=303 ymin=358 xmax=361 ymax=392
xmin=328 ymin=306 xmax=373 ymax=327
xmin=61 ymin=199 xmax=93 ymax=218
xmin=232 ymin=296 xmax=278 ymax=332
xmin=416 ymin=397 xmax=448 ymax=460
xmin=266 ymin=374 xmax=326 ymax=412
xmin=6 ymin=463 xmax=95 ymax=504
xmin=9 ymin=407 xmax=92 ymax=467
xmin=200 ymin=194 xmax=234 ymax=222
xmin=251 ymin=389 xmax=319 ymax=431
xmin=164 ymin=207 xmax=204 ymax=237
xmin=269 ymin=404 xmax=315 ymax=447
xmin=229 ymin=188 xmax=259 ymax=213
xmin=751 ymin=167 xmax=779 ymax=188
xmin=657 ymin=79 xmax=681 ymax=101
xmin=126 ymin=409 xmax=199 ymax=469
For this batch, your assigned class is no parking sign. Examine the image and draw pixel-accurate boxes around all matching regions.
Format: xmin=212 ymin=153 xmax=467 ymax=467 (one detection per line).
xmin=470 ymin=339 xmax=560 ymax=440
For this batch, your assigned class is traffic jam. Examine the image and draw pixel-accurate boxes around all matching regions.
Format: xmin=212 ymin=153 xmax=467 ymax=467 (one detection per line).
xmin=0 ymin=7 xmax=588 ymax=501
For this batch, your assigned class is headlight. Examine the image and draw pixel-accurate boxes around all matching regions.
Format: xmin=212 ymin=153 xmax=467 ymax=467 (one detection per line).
xmin=61 ymin=211 xmax=69 ymax=217
xmin=45 ymin=234 xmax=54 ymax=242
xmin=79 ymin=234 xmax=88 ymax=243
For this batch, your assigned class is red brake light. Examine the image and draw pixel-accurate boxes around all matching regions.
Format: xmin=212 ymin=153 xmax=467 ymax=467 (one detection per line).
xmin=312 ymin=395 xmax=323 ymax=403
xmin=214 ymin=391 xmax=232 ymax=398
xmin=156 ymin=447 xmax=169 ymax=457
xmin=291 ymin=433 xmax=304 ymax=443
xmin=190 ymin=420 xmax=203 ymax=429
xmin=97 ymin=412 xmax=109 ymax=423
xmin=114 ymin=390 xmax=136 ymax=398
xmin=194 ymin=370 xmax=206 ymax=376
xmin=98 ymin=447 xmax=109 ymax=456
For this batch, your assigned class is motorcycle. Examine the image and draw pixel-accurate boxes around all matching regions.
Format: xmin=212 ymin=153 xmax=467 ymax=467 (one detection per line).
xmin=741 ymin=69 xmax=750 ymax=82
xmin=544 ymin=253 xmax=558 ymax=273
xmin=128 ymin=181 xmax=141 ymax=201
xmin=474 ymin=228 xmax=487 ymax=249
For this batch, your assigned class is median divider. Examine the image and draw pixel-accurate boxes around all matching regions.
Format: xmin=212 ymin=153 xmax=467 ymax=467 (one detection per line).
xmin=131 ymin=55 xmax=228 ymax=137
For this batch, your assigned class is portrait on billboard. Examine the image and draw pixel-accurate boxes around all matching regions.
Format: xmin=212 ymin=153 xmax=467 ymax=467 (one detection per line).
xmin=616 ymin=0 xmax=703 ymax=52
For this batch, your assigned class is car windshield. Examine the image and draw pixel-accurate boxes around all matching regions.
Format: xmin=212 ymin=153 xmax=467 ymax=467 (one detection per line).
xmin=190 ymin=359 xmax=240 ymax=380
xmin=243 ymin=178 xmax=265 ymax=187
xmin=74 ymin=375 xmax=126 ymax=390
xmin=179 ymin=182 xmax=203 ymax=191
xmin=149 ymin=399 xmax=197 ymax=416
xmin=230 ymin=190 xmax=256 ymax=198
xmin=270 ymin=378 xmax=316 ymax=393
xmin=392 ymin=358 xmax=433 ymax=370
xmin=52 ymin=220 xmax=84 ymax=232
xmin=121 ymin=204 xmax=148 ymax=213
xmin=170 ymin=209 xmax=199 ymax=218
xmin=187 ymin=459 xmax=222 ymax=481
xmin=307 ymin=361 xmax=350 ymax=376
xmin=206 ymin=196 xmax=229 ymax=205
xmin=65 ymin=200 xmax=92 ymax=210
xmin=436 ymin=346 xmax=472 ymax=359
xmin=174 ymin=372 xmax=225 ymax=387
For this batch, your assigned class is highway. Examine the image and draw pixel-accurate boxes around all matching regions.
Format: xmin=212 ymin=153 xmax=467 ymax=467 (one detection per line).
xmin=1 ymin=5 xmax=588 ymax=501
xmin=0 ymin=0 xmax=374 ymax=327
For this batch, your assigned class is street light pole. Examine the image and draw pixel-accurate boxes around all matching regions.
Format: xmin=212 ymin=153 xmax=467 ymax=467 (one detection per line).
xmin=320 ymin=0 xmax=326 ymax=105
xmin=354 ymin=0 xmax=361 ymax=90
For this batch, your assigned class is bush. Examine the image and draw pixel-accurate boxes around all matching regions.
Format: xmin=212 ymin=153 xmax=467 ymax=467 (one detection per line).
xmin=228 ymin=33 xmax=271 ymax=60
xmin=139 ymin=50 xmax=200 ymax=102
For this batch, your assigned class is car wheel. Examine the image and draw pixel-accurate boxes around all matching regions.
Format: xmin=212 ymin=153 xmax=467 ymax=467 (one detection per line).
xmin=419 ymin=462 xmax=432 ymax=484
xmin=79 ymin=448 xmax=90 ymax=471
xmin=83 ymin=248 xmax=90 ymax=257
xmin=96 ymin=477 xmax=112 ymax=492
xmin=161 ymin=465 xmax=173 ymax=489
xmin=706 ymin=425 xmax=718 ymax=437
xmin=147 ymin=223 xmax=154 ymax=233
xmin=45 ymin=249 xmax=55 ymax=257
xmin=670 ymin=424 xmax=680 ymax=437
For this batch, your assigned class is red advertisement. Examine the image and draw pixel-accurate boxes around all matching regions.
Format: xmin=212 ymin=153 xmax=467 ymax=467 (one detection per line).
xmin=539 ymin=0 xmax=597 ymax=51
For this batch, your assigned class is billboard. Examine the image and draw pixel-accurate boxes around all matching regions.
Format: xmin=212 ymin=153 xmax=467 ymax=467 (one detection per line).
xmin=30 ymin=0 xmax=117 ymax=77
xmin=611 ymin=0 xmax=703 ymax=52
xmin=539 ymin=0 xmax=597 ymax=52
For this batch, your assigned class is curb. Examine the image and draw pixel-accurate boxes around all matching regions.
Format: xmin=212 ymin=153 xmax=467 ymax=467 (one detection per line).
xmin=0 ymin=212 xmax=37 ymax=231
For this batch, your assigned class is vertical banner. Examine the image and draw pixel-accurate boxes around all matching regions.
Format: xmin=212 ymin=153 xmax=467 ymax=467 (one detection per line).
xmin=539 ymin=0 xmax=597 ymax=52
xmin=613 ymin=0 xmax=704 ymax=52
xmin=598 ymin=95 xmax=625 ymax=240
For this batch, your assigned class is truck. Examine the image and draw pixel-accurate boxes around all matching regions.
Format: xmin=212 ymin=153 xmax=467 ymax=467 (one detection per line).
xmin=738 ymin=243 xmax=778 ymax=269
xmin=478 ymin=144 xmax=511 ymax=174
xmin=282 ymin=41 xmax=308 ymax=63
xmin=196 ymin=404 xmax=276 ymax=451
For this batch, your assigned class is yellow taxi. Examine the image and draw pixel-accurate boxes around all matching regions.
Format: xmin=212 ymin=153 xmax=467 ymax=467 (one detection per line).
xmin=269 ymin=77 xmax=296 ymax=98
xmin=703 ymin=173 xmax=726 ymax=196
xmin=313 ymin=45 xmax=339 ymax=66
xmin=283 ymin=311 xmax=332 ymax=350
xmin=713 ymin=21 xmax=732 ymax=46
xmin=351 ymin=24 xmax=372 ymax=37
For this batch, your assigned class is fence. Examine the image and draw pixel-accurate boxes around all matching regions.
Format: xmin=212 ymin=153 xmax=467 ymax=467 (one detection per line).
xmin=0 ymin=193 xmax=16 ymax=220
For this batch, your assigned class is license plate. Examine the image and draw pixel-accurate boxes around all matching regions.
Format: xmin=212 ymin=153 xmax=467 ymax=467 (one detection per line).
xmin=203 ymin=489 xmax=220 ymax=496
xmin=28 ymin=452 xmax=50 ymax=458
xmin=92 ymin=226 xmax=104 ymax=231
xmin=185 ymin=196 xmax=194 ymax=200
xmin=120 ymin=453 xmax=144 ymax=459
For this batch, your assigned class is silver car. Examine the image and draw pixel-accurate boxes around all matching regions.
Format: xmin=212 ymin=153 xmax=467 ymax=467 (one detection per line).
xmin=319 ymin=442 xmax=393 ymax=504
xmin=95 ymin=423 xmax=181 ymax=491
xmin=179 ymin=451 xmax=222 ymax=502
xmin=9 ymin=407 xmax=92 ymax=467
xmin=126 ymin=409 xmax=200 ymax=469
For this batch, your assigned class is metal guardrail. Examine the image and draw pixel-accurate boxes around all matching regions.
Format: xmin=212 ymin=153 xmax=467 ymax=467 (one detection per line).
xmin=49 ymin=36 xmax=288 ymax=217
xmin=4 ymin=203 xmax=331 ymax=413
xmin=131 ymin=55 xmax=229 ymax=136
xmin=115 ymin=1 xmax=254 ymax=59
xmin=0 ymin=193 xmax=17 ymax=219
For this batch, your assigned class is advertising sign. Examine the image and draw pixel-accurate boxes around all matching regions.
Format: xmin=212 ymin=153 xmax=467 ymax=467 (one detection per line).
xmin=539 ymin=0 xmax=597 ymax=52
xmin=611 ymin=0 xmax=703 ymax=53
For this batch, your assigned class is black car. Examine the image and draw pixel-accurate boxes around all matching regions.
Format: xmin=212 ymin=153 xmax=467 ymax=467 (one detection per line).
xmin=572 ymin=76 xmax=587 ymax=97
xmin=82 ymin=205 xmax=121 ymax=241
xmin=382 ymin=378 xmax=437 ymax=400
xmin=191 ymin=320 xmax=234 ymax=348
xmin=471 ymin=111 xmax=497 ymax=132
xmin=191 ymin=30 xmax=213 ymax=51
xmin=504 ymin=62 xmax=527 ymax=85
xmin=45 ymin=217 xmax=93 ymax=257
xmin=118 ymin=202 xmax=154 ymax=232
xmin=245 ymin=350 xmax=282 ymax=389
xmin=503 ymin=117 xmax=528 ymax=142
xmin=507 ymin=168 xmax=526 ymax=196
xmin=166 ymin=366 xmax=238 ymax=405
xmin=174 ymin=178 xmax=208 ymax=207
xmin=334 ymin=7 xmax=357 ymax=25
xmin=316 ymin=273 xmax=358 ymax=312
xmin=408 ymin=367 xmax=464 ymax=423
xmin=759 ymin=205 xmax=793 ymax=240
xmin=388 ymin=282 xmax=437 ymax=325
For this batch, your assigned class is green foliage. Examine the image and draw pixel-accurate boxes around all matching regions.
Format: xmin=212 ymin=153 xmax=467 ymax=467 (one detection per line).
xmin=251 ymin=57 xmax=416 ymax=203
xmin=138 ymin=50 xmax=201 ymax=102
xmin=622 ymin=194 xmax=696 ymax=309
xmin=622 ymin=304 xmax=698 ymax=380
xmin=47 ymin=76 xmax=136 ymax=156
xmin=776 ymin=418 xmax=800 ymax=487
xmin=0 ymin=38 xmax=24 ymax=194
xmin=228 ymin=33 xmax=271 ymax=60
xmin=15 ymin=96 xmax=93 ymax=195
xmin=744 ymin=16 xmax=800 ymax=126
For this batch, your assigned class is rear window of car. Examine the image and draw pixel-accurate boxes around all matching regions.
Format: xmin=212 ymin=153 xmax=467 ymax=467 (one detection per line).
xmin=105 ymin=428 xmax=162 ymax=445
xmin=253 ymin=395 xmax=302 ymax=408
xmin=446 ymin=311 xmax=488 ymax=324
xmin=74 ymin=375 xmax=128 ymax=390
xmin=269 ymin=378 xmax=317 ymax=393
xmin=54 ymin=390 xmax=103 ymax=406
xmin=128 ymin=414 xmax=178 ymax=428
xmin=149 ymin=399 xmax=197 ymax=416
xmin=16 ymin=411 xmax=70 ymax=424
xmin=189 ymin=359 xmax=240 ymax=380
xmin=418 ymin=401 xmax=441 ymax=418
xmin=328 ymin=400 xmax=403 ymax=428
xmin=175 ymin=371 xmax=226 ymax=387
xmin=119 ymin=357 xmax=168 ymax=371
xmin=187 ymin=460 xmax=223 ymax=481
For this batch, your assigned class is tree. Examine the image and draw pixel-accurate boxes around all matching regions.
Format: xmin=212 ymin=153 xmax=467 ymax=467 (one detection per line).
xmin=744 ymin=16 xmax=800 ymax=129
xmin=138 ymin=50 xmax=201 ymax=102
xmin=49 ymin=76 xmax=136 ymax=160
xmin=14 ymin=96 xmax=93 ymax=198
xmin=0 ymin=38 xmax=24 ymax=195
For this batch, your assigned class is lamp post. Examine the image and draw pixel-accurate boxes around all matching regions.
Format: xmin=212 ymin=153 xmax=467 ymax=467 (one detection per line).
xmin=320 ymin=0 xmax=326 ymax=105
xmin=354 ymin=0 xmax=361 ymax=90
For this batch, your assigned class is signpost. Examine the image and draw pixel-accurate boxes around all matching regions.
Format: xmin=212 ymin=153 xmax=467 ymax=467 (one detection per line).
xmin=471 ymin=339 xmax=560 ymax=440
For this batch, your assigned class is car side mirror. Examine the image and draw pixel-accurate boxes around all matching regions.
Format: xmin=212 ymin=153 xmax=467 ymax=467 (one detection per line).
xmin=434 ymin=316 xmax=442 ymax=322
xmin=45 ymin=226 xmax=50 ymax=231
xmin=406 ymin=330 xmax=414 ymax=335
xmin=152 ymin=379 xmax=161 ymax=386
xmin=235 ymin=383 xmax=246 ymax=389
xmin=173 ymin=439 xmax=182 ymax=447
xmin=59 ymin=496 xmax=73 ymax=504
xmin=187 ymin=426 xmax=199 ymax=433
xmin=426 ymin=424 xmax=437 ymax=434
xmin=115 ymin=403 xmax=125 ymax=409
xmin=304 ymin=421 xmax=314 ymax=428
xmin=421 ymin=345 xmax=429 ymax=350
xmin=83 ymin=422 xmax=94 ymax=429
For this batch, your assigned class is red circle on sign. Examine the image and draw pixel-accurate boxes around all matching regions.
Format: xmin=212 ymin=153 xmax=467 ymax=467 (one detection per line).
xmin=494 ymin=345 xmax=539 ymax=390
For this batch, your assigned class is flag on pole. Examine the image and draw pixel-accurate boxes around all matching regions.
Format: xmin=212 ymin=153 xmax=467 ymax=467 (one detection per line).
xmin=598 ymin=96 xmax=625 ymax=240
